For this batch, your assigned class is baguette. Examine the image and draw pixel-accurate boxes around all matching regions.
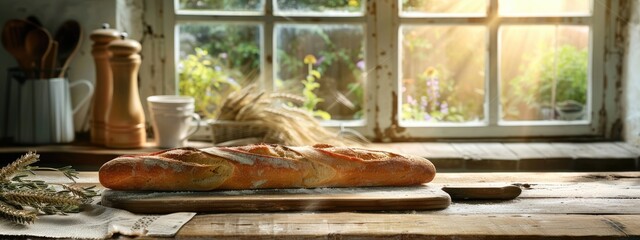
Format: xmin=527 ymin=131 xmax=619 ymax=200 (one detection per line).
xmin=98 ymin=144 xmax=436 ymax=191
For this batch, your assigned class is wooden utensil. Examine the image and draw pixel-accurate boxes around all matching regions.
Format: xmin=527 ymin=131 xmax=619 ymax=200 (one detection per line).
xmin=24 ymin=27 xmax=52 ymax=79
xmin=55 ymin=20 xmax=82 ymax=78
xmin=1 ymin=19 xmax=38 ymax=74
xmin=25 ymin=16 xmax=55 ymax=77
xmin=42 ymin=41 xmax=58 ymax=78
xmin=442 ymin=185 xmax=522 ymax=200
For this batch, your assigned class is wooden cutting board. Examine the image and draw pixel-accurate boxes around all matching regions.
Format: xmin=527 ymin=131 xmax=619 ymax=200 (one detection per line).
xmin=100 ymin=185 xmax=451 ymax=214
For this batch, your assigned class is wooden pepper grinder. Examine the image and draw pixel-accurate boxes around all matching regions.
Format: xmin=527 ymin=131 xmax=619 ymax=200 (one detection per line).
xmin=105 ymin=32 xmax=146 ymax=148
xmin=89 ymin=23 xmax=120 ymax=145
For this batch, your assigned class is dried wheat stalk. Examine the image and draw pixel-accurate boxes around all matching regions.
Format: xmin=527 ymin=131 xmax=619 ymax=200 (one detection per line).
xmin=0 ymin=152 xmax=99 ymax=224
xmin=216 ymin=85 xmax=367 ymax=146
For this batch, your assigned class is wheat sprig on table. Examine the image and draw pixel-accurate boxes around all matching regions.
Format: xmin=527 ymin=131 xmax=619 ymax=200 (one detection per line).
xmin=61 ymin=185 xmax=98 ymax=203
xmin=0 ymin=152 xmax=98 ymax=224
xmin=2 ymin=189 xmax=84 ymax=207
xmin=0 ymin=201 xmax=37 ymax=224
xmin=0 ymin=152 xmax=39 ymax=182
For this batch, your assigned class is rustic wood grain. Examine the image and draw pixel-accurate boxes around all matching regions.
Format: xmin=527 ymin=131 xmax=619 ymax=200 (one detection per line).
xmin=451 ymin=143 xmax=519 ymax=160
xmin=438 ymin=198 xmax=640 ymax=215
xmin=172 ymin=213 xmax=634 ymax=239
xmin=582 ymin=143 xmax=638 ymax=159
xmin=503 ymin=143 xmax=545 ymax=159
xmin=450 ymin=143 xmax=520 ymax=171
xmin=527 ymin=142 xmax=569 ymax=159
xmin=551 ymin=142 xmax=589 ymax=159
xmin=32 ymin=171 xmax=640 ymax=238
xmin=100 ymin=186 xmax=451 ymax=214
xmin=438 ymin=182 xmax=640 ymax=199
xmin=420 ymin=142 xmax=461 ymax=159
xmin=605 ymin=215 xmax=640 ymax=236
xmin=616 ymin=142 xmax=640 ymax=155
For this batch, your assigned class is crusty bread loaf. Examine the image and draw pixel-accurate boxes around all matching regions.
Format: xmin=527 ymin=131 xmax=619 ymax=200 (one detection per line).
xmin=99 ymin=144 xmax=436 ymax=191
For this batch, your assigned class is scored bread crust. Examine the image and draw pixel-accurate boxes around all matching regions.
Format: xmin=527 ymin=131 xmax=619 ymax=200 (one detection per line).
xmin=98 ymin=144 xmax=436 ymax=191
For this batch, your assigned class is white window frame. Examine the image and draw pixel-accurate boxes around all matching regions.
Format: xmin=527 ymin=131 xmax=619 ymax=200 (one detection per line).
xmin=156 ymin=0 xmax=614 ymax=141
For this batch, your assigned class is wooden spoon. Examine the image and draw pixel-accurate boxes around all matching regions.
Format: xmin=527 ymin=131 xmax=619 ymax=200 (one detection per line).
xmin=25 ymin=27 xmax=52 ymax=79
xmin=26 ymin=16 xmax=58 ymax=78
xmin=26 ymin=15 xmax=55 ymax=77
xmin=1 ymin=19 xmax=38 ymax=74
xmin=55 ymin=20 xmax=82 ymax=78
xmin=42 ymin=41 xmax=58 ymax=78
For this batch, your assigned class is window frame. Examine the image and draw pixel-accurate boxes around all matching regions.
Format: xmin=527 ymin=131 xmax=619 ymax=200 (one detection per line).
xmin=159 ymin=0 xmax=613 ymax=141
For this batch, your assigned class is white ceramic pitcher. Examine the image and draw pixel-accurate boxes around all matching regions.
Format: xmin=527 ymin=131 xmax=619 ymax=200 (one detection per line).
xmin=13 ymin=78 xmax=94 ymax=144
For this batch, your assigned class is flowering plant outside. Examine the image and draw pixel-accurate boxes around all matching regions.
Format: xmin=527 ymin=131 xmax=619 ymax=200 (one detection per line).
xmin=275 ymin=0 xmax=361 ymax=12
xmin=301 ymin=54 xmax=331 ymax=120
xmin=402 ymin=66 xmax=466 ymax=122
xmin=179 ymin=48 xmax=242 ymax=118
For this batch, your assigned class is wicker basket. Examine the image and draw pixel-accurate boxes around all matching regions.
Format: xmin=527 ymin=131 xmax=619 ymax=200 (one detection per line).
xmin=209 ymin=120 xmax=270 ymax=144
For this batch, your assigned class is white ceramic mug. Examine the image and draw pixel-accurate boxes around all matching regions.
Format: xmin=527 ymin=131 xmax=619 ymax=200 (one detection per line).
xmin=147 ymin=95 xmax=201 ymax=148
xmin=13 ymin=78 xmax=94 ymax=144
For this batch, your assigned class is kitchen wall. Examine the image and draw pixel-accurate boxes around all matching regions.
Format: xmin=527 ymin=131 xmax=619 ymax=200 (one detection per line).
xmin=0 ymin=0 xmax=116 ymax=133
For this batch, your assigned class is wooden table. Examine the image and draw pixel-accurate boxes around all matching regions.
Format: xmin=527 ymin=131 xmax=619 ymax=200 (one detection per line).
xmin=47 ymin=171 xmax=638 ymax=239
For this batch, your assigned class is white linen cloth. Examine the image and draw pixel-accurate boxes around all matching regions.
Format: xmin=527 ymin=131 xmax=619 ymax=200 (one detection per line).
xmin=0 ymin=203 xmax=195 ymax=239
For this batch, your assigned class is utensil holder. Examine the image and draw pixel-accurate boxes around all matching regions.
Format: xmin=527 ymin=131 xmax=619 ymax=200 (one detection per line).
xmin=1 ymin=67 xmax=92 ymax=145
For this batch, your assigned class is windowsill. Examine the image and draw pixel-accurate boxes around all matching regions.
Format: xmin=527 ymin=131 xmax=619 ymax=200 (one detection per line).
xmin=368 ymin=142 xmax=640 ymax=172
xmin=0 ymin=141 xmax=638 ymax=172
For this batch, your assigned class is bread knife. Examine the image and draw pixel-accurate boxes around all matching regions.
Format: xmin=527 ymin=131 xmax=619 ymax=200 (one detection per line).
xmin=441 ymin=185 xmax=522 ymax=200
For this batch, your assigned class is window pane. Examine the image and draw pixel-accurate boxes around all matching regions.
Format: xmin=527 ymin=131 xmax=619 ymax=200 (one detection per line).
xmin=178 ymin=24 xmax=261 ymax=118
xmin=400 ymin=26 xmax=486 ymax=124
xmin=274 ymin=0 xmax=364 ymax=16
xmin=177 ymin=0 xmax=263 ymax=13
xmin=401 ymin=0 xmax=487 ymax=17
xmin=499 ymin=0 xmax=591 ymax=16
xmin=275 ymin=24 xmax=365 ymax=121
xmin=500 ymin=25 xmax=589 ymax=122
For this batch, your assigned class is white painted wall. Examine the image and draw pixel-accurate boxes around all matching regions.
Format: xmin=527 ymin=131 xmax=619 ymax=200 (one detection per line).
xmin=623 ymin=0 xmax=640 ymax=145
xmin=0 ymin=0 xmax=116 ymax=135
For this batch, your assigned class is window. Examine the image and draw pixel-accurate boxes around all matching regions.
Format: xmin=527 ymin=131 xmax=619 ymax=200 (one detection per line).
xmin=164 ymin=0 xmax=610 ymax=141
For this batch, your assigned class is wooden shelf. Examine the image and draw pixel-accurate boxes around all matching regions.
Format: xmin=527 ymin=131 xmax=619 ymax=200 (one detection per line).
xmin=369 ymin=142 xmax=640 ymax=172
